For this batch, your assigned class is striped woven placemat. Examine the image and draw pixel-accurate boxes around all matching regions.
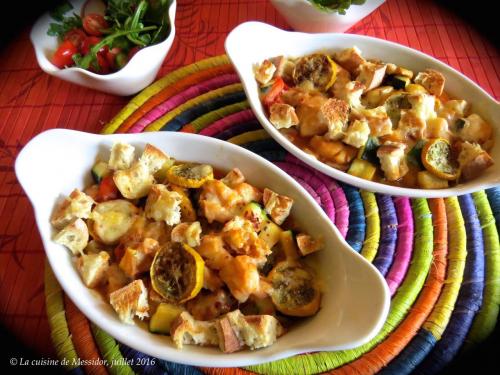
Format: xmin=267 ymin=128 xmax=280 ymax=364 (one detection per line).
xmin=45 ymin=55 xmax=500 ymax=375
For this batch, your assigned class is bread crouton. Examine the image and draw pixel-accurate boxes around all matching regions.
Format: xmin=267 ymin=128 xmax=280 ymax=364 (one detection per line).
xmin=91 ymin=200 xmax=140 ymax=245
xmin=171 ymin=221 xmax=202 ymax=247
xmin=334 ymin=80 xmax=365 ymax=108
xmin=119 ymin=238 xmax=159 ymax=278
xmin=220 ymin=310 xmax=285 ymax=351
xmin=139 ymin=144 xmax=170 ymax=174
xmin=398 ymin=109 xmax=427 ymax=140
xmin=197 ymin=234 xmax=233 ymax=270
xmin=352 ymin=106 xmax=393 ymax=137
xmin=54 ymin=218 xmax=89 ymax=255
xmin=296 ymin=233 xmax=323 ymax=256
xmin=221 ymin=168 xmax=245 ymax=188
xmin=219 ymin=256 xmax=260 ymax=303
xmin=269 ymin=103 xmax=299 ymax=129
xmin=254 ymin=59 xmax=276 ymax=85
xmin=322 ymin=98 xmax=350 ymax=140
xmin=113 ymin=161 xmax=154 ymax=199
xmin=109 ymin=279 xmax=149 ymax=325
xmin=203 ymin=267 xmax=224 ymax=292
xmin=385 ymin=63 xmax=413 ymax=78
xmin=343 ymin=119 xmax=370 ymax=148
xmin=109 ymin=142 xmax=135 ymax=170
xmin=263 ymin=188 xmax=294 ymax=225
xmin=414 ymin=69 xmax=445 ymax=96
xmin=186 ymin=289 xmax=235 ymax=321
xmin=170 ymin=311 xmax=219 ymax=349
xmin=76 ymin=251 xmax=110 ymax=288
xmin=458 ymin=142 xmax=494 ymax=181
xmin=334 ymin=46 xmax=366 ymax=73
xmin=51 ymin=189 xmax=95 ymax=230
xmin=407 ymin=93 xmax=436 ymax=121
xmin=107 ymin=264 xmax=130 ymax=295
xmin=145 ymin=184 xmax=182 ymax=226
xmin=377 ymin=142 xmax=409 ymax=181
xmin=456 ymin=113 xmax=493 ymax=145
xmin=356 ymin=61 xmax=387 ymax=92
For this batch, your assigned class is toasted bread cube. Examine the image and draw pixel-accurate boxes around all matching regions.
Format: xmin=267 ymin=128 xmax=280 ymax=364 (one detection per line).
xmin=343 ymin=120 xmax=370 ymax=148
xmin=221 ymin=168 xmax=245 ymax=188
xmin=107 ymin=264 xmax=130 ymax=295
xmin=255 ymin=59 xmax=276 ymax=85
xmin=54 ymin=218 xmax=89 ymax=255
xmin=263 ymin=188 xmax=294 ymax=225
xmin=417 ymin=171 xmax=449 ymax=189
xmin=377 ymin=142 xmax=409 ymax=181
xmin=385 ymin=63 xmax=413 ymax=78
xmin=203 ymin=267 xmax=224 ymax=292
xmin=269 ymin=103 xmax=299 ymax=129
xmin=356 ymin=61 xmax=387 ymax=92
xmin=51 ymin=189 xmax=95 ymax=230
xmin=334 ymin=80 xmax=365 ymax=108
xmin=426 ymin=117 xmax=451 ymax=140
xmin=109 ymin=279 xmax=149 ymax=325
xmin=223 ymin=309 xmax=285 ymax=350
xmin=458 ymin=142 xmax=494 ymax=181
xmin=109 ymin=142 xmax=135 ymax=171
xmin=407 ymin=93 xmax=436 ymax=121
xmin=113 ymin=161 xmax=154 ymax=199
xmin=219 ymin=256 xmax=260 ymax=303
xmin=171 ymin=221 xmax=202 ymax=247
xmin=457 ymin=114 xmax=493 ymax=144
xmin=322 ymin=98 xmax=350 ymax=140
xmin=170 ymin=311 xmax=219 ymax=349
xmin=437 ymin=99 xmax=470 ymax=124
xmin=145 ymin=184 xmax=182 ymax=226
xmin=217 ymin=315 xmax=243 ymax=353
xmin=119 ymin=238 xmax=158 ymax=278
xmin=334 ymin=46 xmax=366 ymax=73
xmin=362 ymin=86 xmax=395 ymax=108
xmin=139 ymin=144 xmax=170 ymax=174
xmin=352 ymin=106 xmax=393 ymax=137
xmin=414 ymin=69 xmax=445 ymax=97
xmin=76 ymin=251 xmax=110 ymax=288
xmin=398 ymin=109 xmax=427 ymax=140
xmin=296 ymin=233 xmax=323 ymax=256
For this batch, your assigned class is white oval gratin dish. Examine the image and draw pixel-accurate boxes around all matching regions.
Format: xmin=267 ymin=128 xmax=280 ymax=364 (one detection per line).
xmin=30 ymin=0 xmax=177 ymax=96
xmin=225 ymin=21 xmax=500 ymax=198
xmin=15 ymin=129 xmax=389 ymax=367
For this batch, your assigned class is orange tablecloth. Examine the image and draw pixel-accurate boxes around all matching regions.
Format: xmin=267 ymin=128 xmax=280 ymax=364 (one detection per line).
xmin=0 ymin=0 xmax=498 ymax=364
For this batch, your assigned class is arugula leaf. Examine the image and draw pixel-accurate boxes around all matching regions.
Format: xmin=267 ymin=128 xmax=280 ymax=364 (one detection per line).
xmin=308 ymin=0 xmax=367 ymax=15
xmin=49 ymin=1 xmax=73 ymax=21
xmin=47 ymin=12 xmax=82 ymax=40
xmin=407 ymin=140 xmax=426 ymax=169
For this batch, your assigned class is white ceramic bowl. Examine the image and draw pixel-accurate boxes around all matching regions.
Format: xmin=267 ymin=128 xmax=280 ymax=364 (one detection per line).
xmin=270 ymin=0 xmax=386 ymax=33
xmin=15 ymin=129 xmax=389 ymax=367
xmin=225 ymin=21 xmax=500 ymax=198
xmin=30 ymin=0 xmax=177 ymax=96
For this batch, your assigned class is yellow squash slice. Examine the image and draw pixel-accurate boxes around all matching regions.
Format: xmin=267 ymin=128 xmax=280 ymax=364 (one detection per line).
xmin=293 ymin=54 xmax=337 ymax=92
xmin=421 ymin=138 xmax=459 ymax=180
xmin=166 ymin=163 xmax=214 ymax=188
xmin=150 ymin=243 xmax=204 ymax=304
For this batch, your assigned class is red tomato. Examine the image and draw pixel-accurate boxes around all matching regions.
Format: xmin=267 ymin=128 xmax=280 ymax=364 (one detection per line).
xmin=51 ymin=40 xmax=78 ymax=68
xmin=63 ymin=28 xmax=87 ymax=51
xmin=97 ymin=175 xmax=119 ymax=201
xmin=128 ymin=46 xmax=140 ymax=60
xmin=263 ymin=77 xmax=286 ymax=108
xmin=83 ymin=14 xmax=108 ymax=36
xmin=105 ymin=47 xmax=121 ymax=70
xmin=81 ymin=36 xmax=101 ymax=55
xmin=95 ymin=45 xmax=111 ymax=74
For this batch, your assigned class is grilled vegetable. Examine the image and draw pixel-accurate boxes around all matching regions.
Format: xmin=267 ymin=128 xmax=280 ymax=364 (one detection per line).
xmin=259 ymin=220 xmax=283 ymax=249
xmin=406 ymin=140 xmax=426 ymax=169
xmin=347 ymin=158 xmax=377 ymax=180
xmin=241 ymin=202 xmax=267 ymax=231
xmin=150 ymin=243 xmax=204 ymax=304
xmin=169 ymin=184 xmax=197 ymax=221
xmin=384 ymin=75 xmax=410 ymax=90
xmin=357 ymin=136 xmax=380 ymax=166
xmin=417 ymin=171 xmax=449 ymax=189
xmin=293 ymin=54 xmax=337 ymax=91
xmin=268 ymin=260 xmax=321 ymax=317
xmin=279 ymin=230 xmax=300 ymax=260
xmin=421 ymin=138 xmax=458 ymax=180
xmin=166 ymin=163 xmax=214 ymax=188
xmin=149 ymin=303 xmax=184 ymax=334
xmin=91 ymin=161 xmax=110 ymax=183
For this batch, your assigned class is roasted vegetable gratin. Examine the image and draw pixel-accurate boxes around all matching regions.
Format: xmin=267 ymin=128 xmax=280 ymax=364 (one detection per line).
xmin=50 ymin=142 xmax=323 ymax=353
xmin=255 ymin=47 xmax=494 ymax=189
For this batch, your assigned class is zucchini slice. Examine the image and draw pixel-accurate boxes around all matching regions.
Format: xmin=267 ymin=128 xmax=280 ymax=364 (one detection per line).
xmin=166 ymin=163 xmax=214 ymax=188
xmin=91 ymin=161 xmax=110 ymax=184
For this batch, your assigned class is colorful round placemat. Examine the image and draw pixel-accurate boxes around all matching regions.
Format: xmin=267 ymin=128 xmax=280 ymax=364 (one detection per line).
xmin=45 ymin=55 xmax=500 ymax=375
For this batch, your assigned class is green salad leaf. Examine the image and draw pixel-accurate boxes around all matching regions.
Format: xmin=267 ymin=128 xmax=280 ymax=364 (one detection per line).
xmin=308 ymin=0 xmax=367 ymax=15
xmin=47 ymin=1 xmax=82 ymax=40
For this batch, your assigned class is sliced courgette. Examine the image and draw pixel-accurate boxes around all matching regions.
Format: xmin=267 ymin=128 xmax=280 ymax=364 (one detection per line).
xmin=279 ymin=230 xmax=300 ymax=260
xmin=406 ymin=140 xmax=426 ymax=169
xmin=259 ymin=220 xmax=283 ymax=249
xmin=149 ymin=303 xmax=184 ymax=334
xmin=347 ymin=159 xmax=377 ymax=180
xmin=91 ymin=161 xmax=110 ymax=184
xmin=384 ymin=75 xmax=410 ymax=90
xmin=241 ymin=201 xmax=267 ymax=231
xmin=357 ymin=136 xmax=380 ymax=166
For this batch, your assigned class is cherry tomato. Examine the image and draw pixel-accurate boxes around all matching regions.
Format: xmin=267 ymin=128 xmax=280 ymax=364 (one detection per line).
xmin=81 ymin=36 xmax=101 ymax=55
xmin=263 ymin=77 xmax=286 ymax=109
xmin=128 ymin=46 xmax=140 ymax=60
xmin=97 ymin=175 xmax=119 ymax=201
xmin=83 ymin=14 xmax=108 ymax=36
xmin=63 ymin=28 xmax=87 ymax=51
xmin=105 ymin=47 xmax=121 ymax=70
xmin=115 ymin=52 xmax=128 ymax=69
xmin=51 ymin=40 xmax=78 ymax=68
